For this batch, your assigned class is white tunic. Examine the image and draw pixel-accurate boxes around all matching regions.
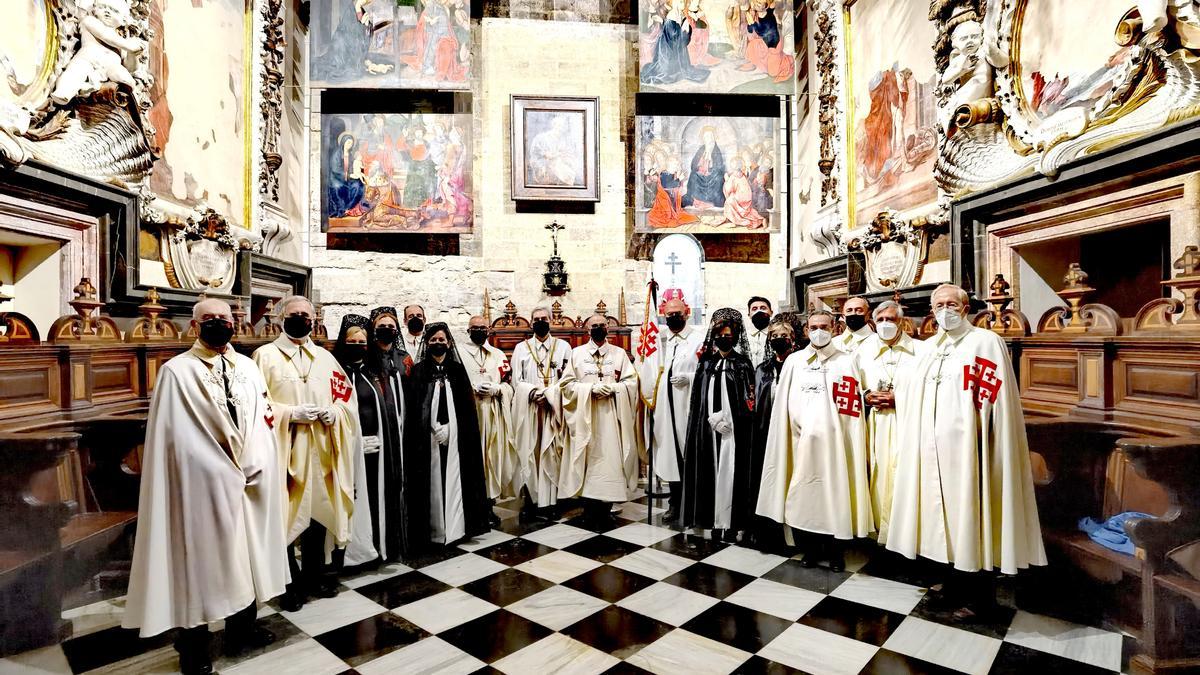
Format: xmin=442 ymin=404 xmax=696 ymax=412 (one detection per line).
xmin=123 ymin=343 xmax=288 ymax=637
xmin=852 ymin=333 xmax=924 ymax=544
xmin=429 ymin=376 xmax=466 ymax=544
xmin=510 ymin=336 xmax=572 ymax=506
xmin=638 ymin=325 xmax=704 ymax=482
xmin=887 ymin=325 xmax=1047 ymax=574
xmin=835 ymin=326 xmax=875 ymax=355
xmin=747 ymin=326 xmax=768 ymax=366
xmin=756 ymin=345 xmax=872 ymax=539
xmin=559 ymin=341 xmax=640 ymax=502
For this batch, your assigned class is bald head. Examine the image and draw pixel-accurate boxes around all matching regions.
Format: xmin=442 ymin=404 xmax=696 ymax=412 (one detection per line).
xmin=586 ymin=314 xmax=607 ymax=329
xmin=843 ymin=297 xmax=869 ymax=316
xmin=193 ymin=298 xmax=232 ymax=323
xmin=468 ymin=315 xmax=487 ymax=329
xmin=931 ymin=284 xmax=970 ymax=315
xmin=661 ymin=298 xmax=689 ymax=317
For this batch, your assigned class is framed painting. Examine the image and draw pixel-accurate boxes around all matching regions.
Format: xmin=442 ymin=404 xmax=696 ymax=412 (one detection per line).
xmin=639 ymin=0 xmax=796 ymax=95
xmin=320 ymin=111 xmax=474 ymax=234
xmin=635 ymin=113 xmax=780 ymax=234
xmin=510 ymin=96 xmax=600 ymax=202
xmin=846 ymin=0 xmax=938 ymax=228
xmin=309 ymin=0 xmax=471 ymax=90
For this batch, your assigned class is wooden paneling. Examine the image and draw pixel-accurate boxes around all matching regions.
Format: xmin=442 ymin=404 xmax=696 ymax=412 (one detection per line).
xmin=1125 ymin=365 xmax=1199 ymax=399
xmin=90 ymin=352 xmax=139 ymax=404
xmin=1029 ymin=359 xmax=1079 ymax=389
xmin=0 ymin=356 xmax=61 ymax=417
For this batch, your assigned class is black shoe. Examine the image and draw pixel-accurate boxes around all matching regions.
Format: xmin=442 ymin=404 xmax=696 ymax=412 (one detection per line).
xmin=175 ymin=630 xmax=213 ymax=675
xmin=312 ymin=580 xmax=340 ymax=599
xmin=223 ymin=625 xmax=276 ymax=657
xmin=489 ymin=510 xmax=502 ymax=528
xmin=799 ymin=553 xmax=817 ymax=568
xmin=828 ymin=554 xmax=845 ymax=573
xmin=278 ymin=590 xmax=305 ymax=612
xmin=178 ymin=655 xmax=213 ymax=675
xmin=662 ymin=507 xmax=680 ymax=522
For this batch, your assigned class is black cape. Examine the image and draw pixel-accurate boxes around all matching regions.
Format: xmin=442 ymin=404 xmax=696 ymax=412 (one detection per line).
xmin=346 ymin=357 xmax=411 ymax=561
xmin=681 ymin=351 xmax=757 ymax=530
xmin=751 ymin=357 xmax=788 ymax=506
xmin=402 ymin=358 xmax=490 ymax=549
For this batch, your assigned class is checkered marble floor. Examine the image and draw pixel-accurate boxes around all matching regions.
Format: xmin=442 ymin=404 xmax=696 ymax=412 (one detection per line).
xmin=1 ymin=494 xmax=1136 ymax=675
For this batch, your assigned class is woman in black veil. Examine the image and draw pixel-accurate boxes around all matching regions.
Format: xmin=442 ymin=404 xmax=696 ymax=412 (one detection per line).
xmin=403 ymin=322 xmax=490 ymax=549
xmin=333 ymin=312 xmax=410 ymax=562
xmin=681 ymin=308 xmax=758 ymax=542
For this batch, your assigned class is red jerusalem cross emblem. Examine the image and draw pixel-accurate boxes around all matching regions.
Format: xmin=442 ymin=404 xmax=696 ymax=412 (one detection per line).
xmin=330 ymin=371 xmax=352 ymax=403
xmin=963 ymin=356 xmax=1003 ymax=409
xmin=832 ymin=376 xmax=862 ymax=417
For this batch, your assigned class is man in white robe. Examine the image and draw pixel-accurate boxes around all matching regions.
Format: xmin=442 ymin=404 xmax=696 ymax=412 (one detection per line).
xmin=887 ymin=284 xmax=1045 ymax=613
xmin=756 ymin=310 xmax=872 ymax=571
xmin=836 ymin=296 xmax=875 ymax=355
xmin=746 ymin=296 xmax=774 ymax=366
xmin=510 ymin=307 xmax=572 ymax=515
xmin=461 ymin=315 xmax=520 ymax=524
xmin=853 ymin=300 xmax=924 ymax=545
xmin=402 ymin=304 xmax=426 ymax=360
xmin=123 ymin=299 xmax=287 ymax=675
xmin=638 ymin=297 xmax=704 ymax=521
xmin=253 ymin=295 xmax=358 ymax=611
xmin=559 ymin=314 xmax=641 ymax=526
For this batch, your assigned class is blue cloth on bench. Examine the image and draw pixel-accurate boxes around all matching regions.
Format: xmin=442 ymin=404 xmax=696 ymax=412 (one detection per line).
xmin=1078 ymin=511 xmax=1155 ymax=556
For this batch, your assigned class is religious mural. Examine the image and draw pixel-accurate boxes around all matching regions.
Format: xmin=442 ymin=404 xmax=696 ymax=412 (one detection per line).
xmin=147 ymin=0 xmax=249 ymax=227
xmin=309 ymin=0 xmax=471 ymax=90
xmin=847 ymin=0 xmax=938 ymax=228
xmin=639 ymin=0 xmax=796 ymax=95
xmin=320 ymin=112 xmax=474 ymax=234
xmin=1016 ymin=1 xmax=1135 ymax=123
xmin=636 ymin=114 xmax=780 ymax=234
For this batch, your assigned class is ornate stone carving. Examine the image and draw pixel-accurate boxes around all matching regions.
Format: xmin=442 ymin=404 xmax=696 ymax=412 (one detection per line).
xmin=813 ymin=0 xmax=842 ymax=207
xmin=259 ymin=0 xmax=285 ymax=202
xmin=935 ymin=0 xmax=1200 ymax=197
xmin=843 ymin=209 xmax=941 ymax=291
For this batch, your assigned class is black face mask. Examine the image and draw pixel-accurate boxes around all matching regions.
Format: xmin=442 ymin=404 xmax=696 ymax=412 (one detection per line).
xmin=665 ymin=314 xmax=687 ymax=332
xmin=374 ymin=326 xmax=398 ymax=344
xmin=589 ymin=325 xmax=608 ymax=343
xmin=769 ymin=337 xmax=792 ymax=355
xmin=468 ymin=329 xmax=488 ymax=346
xmin=407 ymin=316 xmax=424 ymax=334
xmin=795 ymin=336 xmax=810 ymax=351
xmin=844 ymin=314 xmax=868 ymax=331
xmin=714 ymin=336 xmax=736 ymax=352
xmin=199 ymin=319 xmax=234 ymax=349
xmin=532 ymin=319 xmax=550 ymax=337
xmin=344 ymin=344 xmax=368 ymax=362
xmin=283 ymin=315 xmax=312 ymax=339
xmin=751 ymin=311 xmax=770 ymax=330
xmin=427 ymin=343 xmax=449 ymax=357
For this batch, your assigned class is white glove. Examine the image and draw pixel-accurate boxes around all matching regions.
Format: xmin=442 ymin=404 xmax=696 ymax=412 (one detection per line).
xmin=362 ymin=435 xmax=382 ymax=454
xmin=593 ymin=383 xmax=614 ymax=398
xmin=670 ymin=374 xmax=690 ymax=388
xmin=316 ymin=406 xmax=336 ymax=425
xmin=476 ymin=381 xmax=497 ymax=397
xmin=433 ymin=424 xmax=450 ymax=445
xmin=292 ymin=404 xmax=321 ymax=423
xmin=707 ymin=412 xmax=732 ymax=435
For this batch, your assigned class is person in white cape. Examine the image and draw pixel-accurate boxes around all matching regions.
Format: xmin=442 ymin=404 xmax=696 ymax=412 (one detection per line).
xmin=252 ymin=295 xmax=359 ymax=611
xmin=637 ymin=296 xmax=704 ymax=522
xmin=852 ymin=300 xmax=925 ymax=545
xmin=559 ymin=314 xmax=641 ymax=526
xmin=461 ymin=315 xmax=520 ymax=524
xmin=510 ymin=307 xmax=572 ymax=517
xmin=756 ymin=310 xmax=872 ymax=572
xmin=122 ymin=299 xmax=287 ymax=675
xmin=886 ymin=284 xmax=1045 ymax=617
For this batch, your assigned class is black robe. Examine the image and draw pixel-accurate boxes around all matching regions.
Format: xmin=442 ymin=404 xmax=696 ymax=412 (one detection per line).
xmin=684 ymin=144 xmax=726 ymax=208
xmin=681 ymin=351 xmax=757 ymax=530
xmin=402 ymin=358 xmax=490 ymax=549
xmin=346 ymin=358 xmax=410 ymax=561
xmin=752 ymin=356 xmax=788 ymax=505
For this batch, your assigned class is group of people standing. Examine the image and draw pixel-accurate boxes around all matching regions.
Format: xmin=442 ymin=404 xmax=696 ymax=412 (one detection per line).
xmin=642 ymin=285 xmax=1046 ymax=617
xmin=118 ymin=285 xmax=1047 ymax=675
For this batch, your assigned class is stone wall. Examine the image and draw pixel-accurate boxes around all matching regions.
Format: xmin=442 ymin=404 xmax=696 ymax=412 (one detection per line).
xmin=307 ymin=16 xmax=790 ymax=336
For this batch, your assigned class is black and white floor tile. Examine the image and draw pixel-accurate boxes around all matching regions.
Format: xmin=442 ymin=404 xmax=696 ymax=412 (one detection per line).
xmin=0 ymin=494 xmax=1134 ymax=675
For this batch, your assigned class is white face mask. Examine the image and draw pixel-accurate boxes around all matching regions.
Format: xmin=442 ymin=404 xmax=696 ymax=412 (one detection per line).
xmin=935 ymin=308 xmax=965 ymax=331
xmin=876 ymin=321 xmax=899 ymax=341
xmin=808 ymin=328 xmax=831 ymax=348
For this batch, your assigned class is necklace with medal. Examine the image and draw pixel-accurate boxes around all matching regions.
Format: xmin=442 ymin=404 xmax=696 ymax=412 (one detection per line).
xmin=278 ymin=344 xmax=314 ymax=383
xmin=529 ymin=338 xmax=556 ymax=386
xmin=468 ymin=346 xmax=488 ymax=375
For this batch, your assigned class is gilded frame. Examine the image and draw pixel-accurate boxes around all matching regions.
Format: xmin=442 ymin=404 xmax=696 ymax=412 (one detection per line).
xmin=510 ymin=95 xmax=600 ymax=202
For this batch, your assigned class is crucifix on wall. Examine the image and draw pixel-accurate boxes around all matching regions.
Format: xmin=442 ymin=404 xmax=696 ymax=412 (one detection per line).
xmin=543 ymin=221 xmax=570 ymax=295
